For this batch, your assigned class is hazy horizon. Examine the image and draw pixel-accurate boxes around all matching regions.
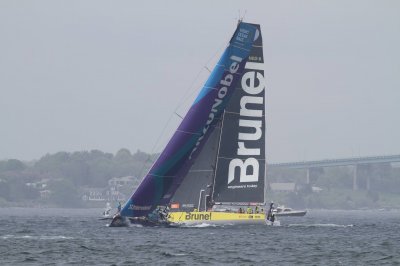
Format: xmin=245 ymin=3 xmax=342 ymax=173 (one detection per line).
xmin=1 ymin=1 xmax=399 ymax=163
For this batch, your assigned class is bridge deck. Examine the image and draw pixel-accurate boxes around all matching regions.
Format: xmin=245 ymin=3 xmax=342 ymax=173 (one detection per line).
xmin=269 ymin=155 xmax=400 ymax=169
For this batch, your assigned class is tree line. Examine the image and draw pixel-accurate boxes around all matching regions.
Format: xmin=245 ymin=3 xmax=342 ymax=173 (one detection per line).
xmin=0 ymin=149 xmax=156 ymax=206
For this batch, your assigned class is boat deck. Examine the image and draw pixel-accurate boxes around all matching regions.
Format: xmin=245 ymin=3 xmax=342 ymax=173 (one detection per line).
xmin=168 ymin=211 xmax=266 ymax=225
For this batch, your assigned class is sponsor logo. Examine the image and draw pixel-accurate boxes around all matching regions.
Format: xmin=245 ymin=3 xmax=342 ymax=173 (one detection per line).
xmin=185 ymin=212 xmax=212 ymax=221
xmin=170 ymin=203 xmax=180 ymax=209
xmin=228 ymin=62 xmax=265 ymax=185
xmin=128 ymin=204 xmax=152 ymax=211
xmin=189 ymin=55 xmax=243 ymax=160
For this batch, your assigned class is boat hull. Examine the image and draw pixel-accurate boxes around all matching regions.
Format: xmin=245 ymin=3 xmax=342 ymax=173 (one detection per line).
xmin=128 ymin=217 xmax=172 ymax=227
xmin=168 ymin=211 xmax=266 ymax=225
xmin=275 ymin=210 xmax=307 ymax=217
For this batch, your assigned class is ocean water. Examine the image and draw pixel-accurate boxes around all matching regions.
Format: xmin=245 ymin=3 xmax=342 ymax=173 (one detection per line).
xmin=0 ymin=208 xmax=399 ymax=265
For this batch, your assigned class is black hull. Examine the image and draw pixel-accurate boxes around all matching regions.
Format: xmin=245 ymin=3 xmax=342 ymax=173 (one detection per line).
xmin=109 ymin=214 xmax=172 ymax=227
xmin=128 ymin=217 xmax=172 ymax=227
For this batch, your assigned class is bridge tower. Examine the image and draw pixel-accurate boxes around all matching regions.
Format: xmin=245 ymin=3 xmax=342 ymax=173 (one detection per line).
xmin=353 ymin=165 xmax=358 ymax=191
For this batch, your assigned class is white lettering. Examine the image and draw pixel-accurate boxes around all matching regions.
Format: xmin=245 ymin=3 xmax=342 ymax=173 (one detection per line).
xmin=241 ymin=72 xmax=265 ymax=95
xmin=229 ymin=62 xmax=239 ymax=73
xmin=228 ymin=158 xmax=259 ymax=184
xmin=240 ymin=96 xmax=263 ymax=117
xmin=220 ymin=74 xmax=233 ymax=87
xmin=188 ymin=57 xmax=243 ymax=160
xmin=227 ymin=66 xmax=265 ymax=185
xmin=237 ymin=142 xmax=260 ymax=156
xmin=238 ymin=120 xmax=262 ymax=141
xmin=218 ymin=87 xmax=228 ymax=98
xmin=230 ymin=55 xmax=243 ymax=63
xmin=212 ymin=98 xmax=222 ymax=112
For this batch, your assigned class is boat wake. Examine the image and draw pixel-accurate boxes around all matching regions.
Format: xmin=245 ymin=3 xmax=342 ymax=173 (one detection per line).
xmin=179 ymin=223 xmax=227 ymax=228
xmin=288 ymin=223 xmax=354 ymax=228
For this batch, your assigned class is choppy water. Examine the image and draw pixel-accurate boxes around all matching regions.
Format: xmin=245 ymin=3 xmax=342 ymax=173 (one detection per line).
xmin=0 ymin=208 xmax=399 ymax=265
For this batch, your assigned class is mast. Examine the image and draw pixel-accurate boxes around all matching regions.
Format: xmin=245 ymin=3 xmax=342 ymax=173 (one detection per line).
xmin=210 ymin=111 xmax=226 ymax=206
xmin=264 ymin=162 xmax=267 ymax=206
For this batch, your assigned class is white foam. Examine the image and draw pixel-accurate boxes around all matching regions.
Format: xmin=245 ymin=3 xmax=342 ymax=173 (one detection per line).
xmin=1 ymin=235 xmax=73 ymax=240
xmin=39 ymin=235 xmax=74 ymax=240
xmin=288 ymin=223 xmax=354 ymax=228
xmin=265 ymin=220 xmax=281 ymax=226
xmin=171 ymin=253 xmax=186 ymax=256
xmin=181 ymin=223 xmax=219 ymax=228
xmin=128 ymin=224 xmax=143 ymax=228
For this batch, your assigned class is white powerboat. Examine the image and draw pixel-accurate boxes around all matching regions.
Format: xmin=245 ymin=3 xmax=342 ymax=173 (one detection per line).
xmin=273 ymin=206 xmax=307 ymax=217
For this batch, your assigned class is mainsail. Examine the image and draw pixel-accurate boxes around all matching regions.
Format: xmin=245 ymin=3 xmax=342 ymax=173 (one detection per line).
xmin=212 ymin=23 xmax=265 ymax=205
xmin=121 ymin=22 xmax=260 ymax=218
xmin=172 ymin=23 xmax=266 ymax=209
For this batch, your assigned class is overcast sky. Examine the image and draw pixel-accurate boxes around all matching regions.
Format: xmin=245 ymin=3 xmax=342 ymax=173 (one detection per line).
xmin=0 ymin=0 xmax=399 ymax=163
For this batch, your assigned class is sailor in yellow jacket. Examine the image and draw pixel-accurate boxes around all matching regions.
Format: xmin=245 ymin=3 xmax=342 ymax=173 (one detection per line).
xmin=247 ymin=207 xmax=253 ymax=214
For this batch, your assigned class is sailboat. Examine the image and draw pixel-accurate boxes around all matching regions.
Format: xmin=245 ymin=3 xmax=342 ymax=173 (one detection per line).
xmin=110 ymin=21 xmax=268 ymax=226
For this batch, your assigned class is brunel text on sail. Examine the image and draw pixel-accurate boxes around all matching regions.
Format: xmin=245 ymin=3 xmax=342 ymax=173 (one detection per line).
xmin=228 ymin=62 xmax=265 ymax=185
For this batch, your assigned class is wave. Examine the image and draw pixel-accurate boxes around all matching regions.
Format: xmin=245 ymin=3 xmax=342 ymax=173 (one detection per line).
xmin=266 ymin=220 xmax=281 ymax=226
xmin=161 ymin=251 xmax=187 ymax=257
xmin=128 ymin=224 xmax=144 ymax=228
xmin=288 ymin=223 xmax=354 ymax=228
xmin=1 ymin=235 xmax=74 ymax=240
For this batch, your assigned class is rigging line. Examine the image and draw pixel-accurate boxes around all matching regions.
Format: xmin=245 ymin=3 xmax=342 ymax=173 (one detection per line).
xmin=148 ymin=173 xmax=175 ymax=178
xmin=174 ymin=44 xmax=225 ymax=111
xmin=224 ymin=110 xmax=266 ymax=117
xmin=178 ymin=59 xmax=245 ymax=110
xmin=137 ymin=112 xmax=175 ymax=178
xmin=173 ymin=32 xmax=233 ymax=113
xmin=242 ymin=10 xmax=247 ymax=21
xmin=136 ymin=26 xmax=234 ymax=181
xmin=176 ymin=129 xmax=201 ymax=136
xmin=218 ymin=156 xmax=266 ymax=161
xmin=174 ymin=112 xmax=183 ymax=120
xmin=230 ymin=44 xmax=251 ymax=52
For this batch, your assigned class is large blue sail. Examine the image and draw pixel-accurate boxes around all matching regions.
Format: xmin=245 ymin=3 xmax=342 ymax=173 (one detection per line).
xmin=121 ymin=22 xmax=259 ymax=218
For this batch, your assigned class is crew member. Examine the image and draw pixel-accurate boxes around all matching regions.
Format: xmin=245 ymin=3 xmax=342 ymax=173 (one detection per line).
xmin=247 ymin=207 xmax=252 ymax=214
xmin=266 ymin=202 xmax=274 ymax=221
xmin=270 ymin=212 xmax=275 ymax=224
